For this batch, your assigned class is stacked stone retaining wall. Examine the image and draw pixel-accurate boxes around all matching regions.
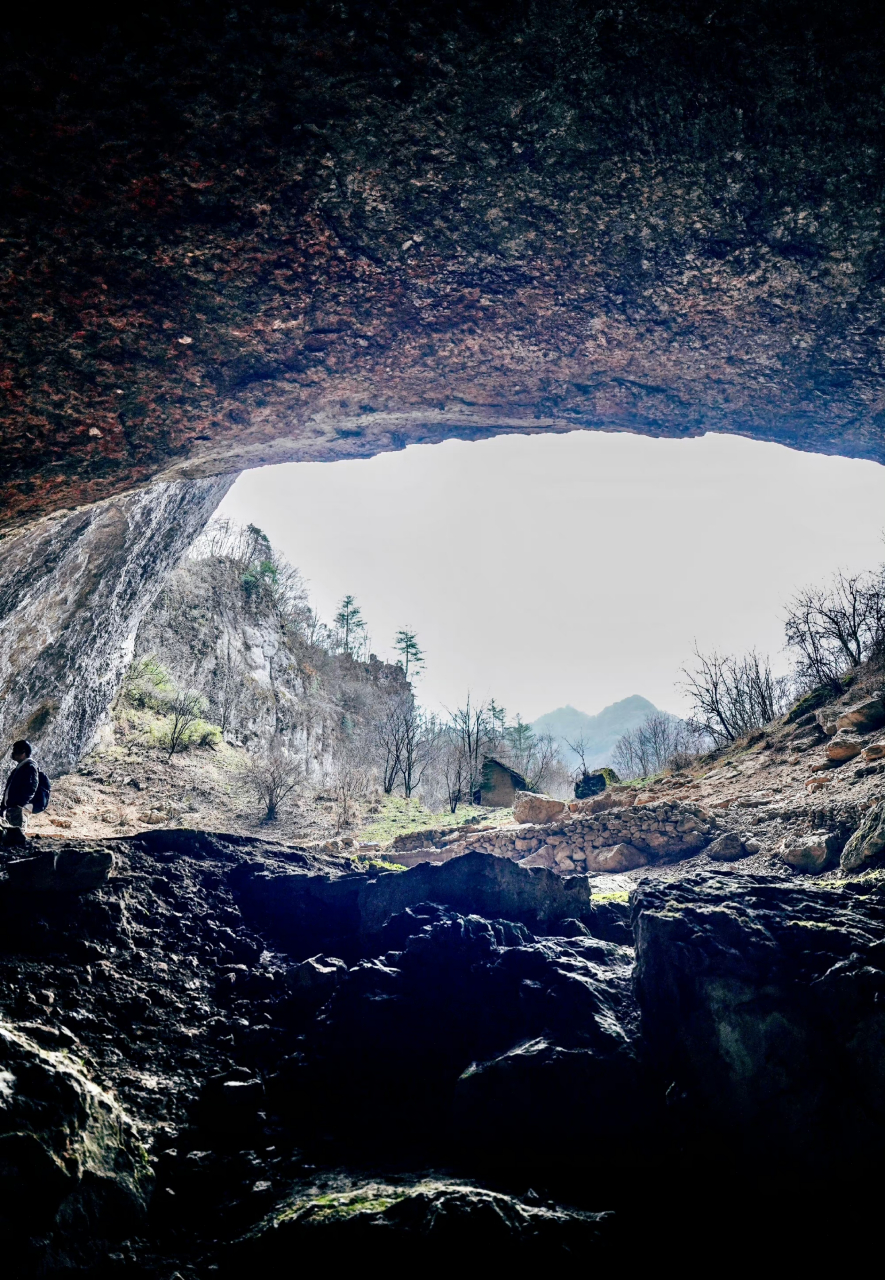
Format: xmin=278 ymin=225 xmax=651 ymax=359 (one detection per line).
xmin=450 ymin=800 xmax=717 ymax=874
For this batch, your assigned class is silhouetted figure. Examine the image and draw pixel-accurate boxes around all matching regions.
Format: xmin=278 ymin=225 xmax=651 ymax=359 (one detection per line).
xmin=1 ymin=739 xmax=39 ymax=847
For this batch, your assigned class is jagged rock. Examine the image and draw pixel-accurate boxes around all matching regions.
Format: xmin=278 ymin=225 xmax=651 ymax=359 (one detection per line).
xmin=231 ymin=851 xmax=599 ymax=961
xmin=513 ymin=792 xmax=568 ymax=825
xmin=0 ymin=1022 xmax=151 ymax=1261
xmin=633 ymin=872 xmax=885 ymax=1167
xmin=574 ymin=772 xmax=607 ymax=800
xmin=835 ymin=693 xmax=885 ymax=734
xmin=587 ymin=842 xmax=648 ymax=873
xmin=285 ymin=954 xmax=347 ymax=1007
xmin=841 ymin=801 xmax=885 ymax=873
xmin=825 ymin=731 xmax=865 ymax=762
xmin=453 ymin=1036 xmax=649 ymax=1169
xmin=6 ymin=845 xmax=114 ymax=892
xmin=862 ymin=741 xmax=885 ymax=762
xmin=230 ymin=1177 xmax=613 ymax=1267
xmin=517 ymin=847 xmax=557 ymax=870
xmin=294 ymin=905 xmax=637 ymax=1154
xmin=706 ymin=831 xmax=752 ymax=862
xmin=779 ymin=830 xmax=840 ymax=872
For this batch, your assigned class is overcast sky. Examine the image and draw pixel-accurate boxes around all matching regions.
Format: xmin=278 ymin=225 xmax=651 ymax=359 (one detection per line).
xmin=217 ymin=430 xmax=885 ymax=723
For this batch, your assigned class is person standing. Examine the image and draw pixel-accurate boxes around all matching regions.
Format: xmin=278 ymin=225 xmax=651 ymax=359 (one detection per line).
xmin=1 ymin=739 xmax=39 ymax=844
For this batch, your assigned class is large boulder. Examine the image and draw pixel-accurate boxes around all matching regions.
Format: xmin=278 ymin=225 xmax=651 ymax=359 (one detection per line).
xmin=0 ymin=1022 xmax=151 ymax=1264
xmin=825 ymin=731 xmax=865 ymax=763
xmin=835 ymin=693 xmax=885 ymax=734
xmin=779 ymin=830 xmax=840 ymax=873
xmin=587 ymin=842 xmax=649 ymax=873
xmin=232 ymin=851 xmax=599 ymax=960
xmin=513 ymin=792 xmax=568 ymax=825
xmin=706 ymin=831 xmax=755 ymax=862
xmin=6 ymin=845 xmax=114 ymax=892
xmin=841 ymin=802 xmax=885 ymax=873
xmin=229 ymin=1176 xmax=612 ymax=1267
xmin=286 ymin=904 xmax=637 ymax=1156
xmin=633 ymin=872 xmax=885 ymax=1169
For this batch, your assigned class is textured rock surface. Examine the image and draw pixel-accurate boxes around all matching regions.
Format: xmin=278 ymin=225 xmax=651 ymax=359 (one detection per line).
xmin=232 ymin=1176 xmax=613 ymax=1267
xmin=1 ymin=3 xmax=884 ymax=531
xmin=231 ymin=849 xmax=617 ymax=959
xmin=841 ymin=799 xmax=885 ymax=871
xmin=633 ymin=871 xmax=885 ymax=1167
xmin=6 ymin=845 xmax=114 ymax=892
xmin=0 ymin=1021 xmax=151 ymax=1268
xmin=457 ymin=798 xmax=716 ymax=873
xmin=513 ymin=791 xmax=568 ymax=825
xmin=0 ymin=478 xmax=232 ymax=774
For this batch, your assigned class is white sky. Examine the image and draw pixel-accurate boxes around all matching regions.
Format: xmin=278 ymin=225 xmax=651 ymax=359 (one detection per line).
xmin=216 ymin=430 xmax=885 ymax=722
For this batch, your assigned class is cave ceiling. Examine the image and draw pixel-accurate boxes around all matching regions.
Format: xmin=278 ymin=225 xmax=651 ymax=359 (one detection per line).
xmin=2 ymin=1 xmax=884 ymax=532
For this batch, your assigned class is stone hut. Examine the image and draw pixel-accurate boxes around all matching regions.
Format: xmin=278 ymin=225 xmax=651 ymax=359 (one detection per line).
xmin=478 ymin=758 xmax=527 ymax=807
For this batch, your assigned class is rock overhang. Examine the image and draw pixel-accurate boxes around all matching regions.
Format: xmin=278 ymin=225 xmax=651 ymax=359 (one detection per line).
xmin=2 ymin=0 xmax=884 ymax=533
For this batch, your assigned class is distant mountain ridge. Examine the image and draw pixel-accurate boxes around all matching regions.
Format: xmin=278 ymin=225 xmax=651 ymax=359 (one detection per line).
xmin=531 ymin=695 xmax=661 ymax=771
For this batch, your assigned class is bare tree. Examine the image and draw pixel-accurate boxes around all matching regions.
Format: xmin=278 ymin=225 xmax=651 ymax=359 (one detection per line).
xmin=680 ymin=649 xmax=791 ymax=748
xmin=161 ymin=689 xmax=208 ymax=760
xmin=613 ymin=712 xmax=705 ymax=780
xmin=330 ymin=736 xmax=373 ymax=831
xmin=785 ymin=568 xmax=885 ymax=691
xmin=439 ymin=732 xmax=469 ymax=814
xmin=373 ymin=698 xmax=410 ymax=794
xmin=448 ymin=696 xmax=495 ymax=801
xmin=238 ymin=742 xmax=305 ymax=821
xmin=213 ymin=640 xmax=245 ymax=736
xmin=502 ymin=718 xmax=562 ymax=791
xmin=399 ymin=708 xmax=441 ymax=798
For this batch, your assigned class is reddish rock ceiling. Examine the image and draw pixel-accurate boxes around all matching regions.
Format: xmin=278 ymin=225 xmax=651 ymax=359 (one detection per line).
xmin=2 ymin=1 xmax=884 ymax=531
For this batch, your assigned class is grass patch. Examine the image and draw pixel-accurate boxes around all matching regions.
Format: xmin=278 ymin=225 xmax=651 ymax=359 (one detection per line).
xmin=593 ymin=890 xmax=630 ymax=904
xmin=358 ymin=795 xmax=511 ymax=844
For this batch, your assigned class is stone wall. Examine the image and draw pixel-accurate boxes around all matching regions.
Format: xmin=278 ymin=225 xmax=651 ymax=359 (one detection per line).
xmin=452 ymin=798 xmax=717 ymax=875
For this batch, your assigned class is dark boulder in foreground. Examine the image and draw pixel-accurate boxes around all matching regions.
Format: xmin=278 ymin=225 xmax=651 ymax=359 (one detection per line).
xmin=273 ymin=899 xmax=640 ymax=1166
xmin=634 ymin=871 xmax=885 ymax=1170
xmin=6 ymin=845 xmax=114 ymax=893
xmin=232 ymin=850 xmax=629 ymax=960
xmin=0 ymin=1022 xmax=152 ymax=1270
xmin=227 ymin=1175 xmax=613 ymax=1270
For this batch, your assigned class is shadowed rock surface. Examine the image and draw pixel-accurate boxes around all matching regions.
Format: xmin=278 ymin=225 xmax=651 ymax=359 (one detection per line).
xmin=634 ymin=870 xmax=885 ymax=1168
xmin=2 ymin=1 xmax=884 ymax=531
xmin=0 ymin=829 xmax=885 ymax=1269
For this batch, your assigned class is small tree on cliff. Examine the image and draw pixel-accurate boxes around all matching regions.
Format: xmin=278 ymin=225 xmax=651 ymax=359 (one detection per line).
xmin=334 ymin=595 xmax=366 ymax=657
xmin=394 ymin=629 xmax=425 ymax=678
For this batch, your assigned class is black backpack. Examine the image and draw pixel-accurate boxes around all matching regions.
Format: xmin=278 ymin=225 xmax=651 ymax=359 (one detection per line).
xmin=31 ymin=769 xmax=51 ymax=814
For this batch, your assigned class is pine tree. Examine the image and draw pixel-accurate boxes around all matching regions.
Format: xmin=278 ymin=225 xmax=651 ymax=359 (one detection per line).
xmin=334 ymin=595 xmax=366 ymax=656
xmin=394 ymin=629 xmax=425 ymax=678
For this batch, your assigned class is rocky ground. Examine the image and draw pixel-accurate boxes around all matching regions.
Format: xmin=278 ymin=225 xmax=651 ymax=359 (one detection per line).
xmin=3 ymin=673 xmax=885 ymax=1273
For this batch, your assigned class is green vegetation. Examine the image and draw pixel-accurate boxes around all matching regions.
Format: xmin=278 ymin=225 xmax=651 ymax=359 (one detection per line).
xmin=358 ymin=794 xmax=510 ymax=844
xmin=279 ymin=1188 xmax=407 ymax=1224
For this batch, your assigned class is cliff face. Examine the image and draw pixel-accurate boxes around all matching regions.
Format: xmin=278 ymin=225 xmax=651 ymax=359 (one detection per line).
xmin=132 ymin=552 xmax=411 ymax=767
xmin=0 ymin=478 xmax=232 ymax=775
xmin=1 ymin=2 xmax=884 ymax=530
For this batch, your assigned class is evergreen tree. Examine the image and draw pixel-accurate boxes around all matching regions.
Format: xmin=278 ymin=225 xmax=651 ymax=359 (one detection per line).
xmin=394 ymin=629 xmax=425 ymax=678
xmin=334 ymin=595 xmax=366 ymax=656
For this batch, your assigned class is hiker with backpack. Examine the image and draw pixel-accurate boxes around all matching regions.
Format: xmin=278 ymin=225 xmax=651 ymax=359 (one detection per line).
xmin=1 ymin=739 xmax=50 ymax=846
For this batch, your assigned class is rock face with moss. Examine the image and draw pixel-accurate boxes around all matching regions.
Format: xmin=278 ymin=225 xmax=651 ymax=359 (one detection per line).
xmin=0 ymin=1021 xmax=152 ymax=1272
xmin=1 ymin=3 xmax=884 ymax=533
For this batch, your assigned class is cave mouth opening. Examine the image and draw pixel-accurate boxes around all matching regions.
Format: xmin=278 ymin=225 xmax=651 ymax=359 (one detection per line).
xmin=216 ymin=428 xmax=885 ymax=727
